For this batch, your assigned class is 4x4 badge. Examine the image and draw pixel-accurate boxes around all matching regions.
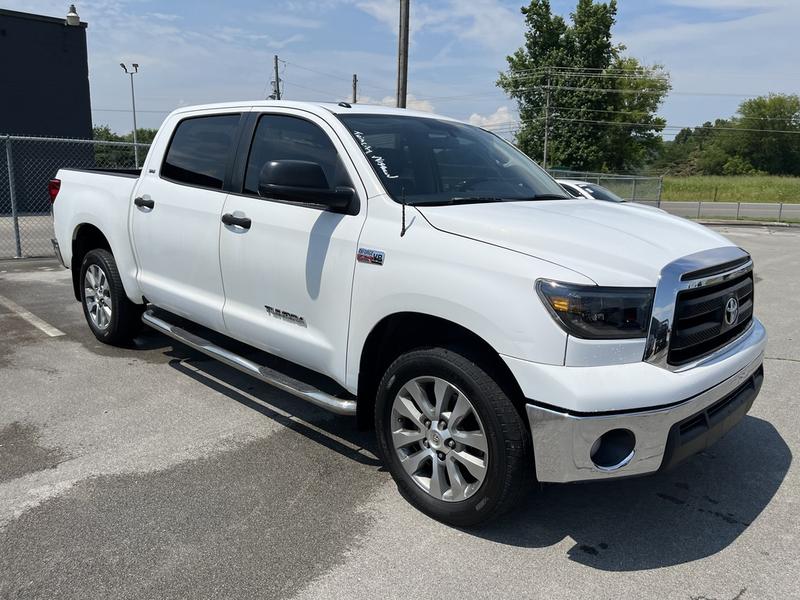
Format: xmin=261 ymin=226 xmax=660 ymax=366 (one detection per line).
xmin=357 ymin=248 xmax=385 ymax=266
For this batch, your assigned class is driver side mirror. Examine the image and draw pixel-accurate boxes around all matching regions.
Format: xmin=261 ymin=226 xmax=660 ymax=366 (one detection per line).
xmin=258 ymin=160 xmax=354 ymax=212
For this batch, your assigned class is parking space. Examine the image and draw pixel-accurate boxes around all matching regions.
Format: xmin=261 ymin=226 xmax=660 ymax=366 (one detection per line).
xmin=1 ymin=226 xmax=798 ymax=599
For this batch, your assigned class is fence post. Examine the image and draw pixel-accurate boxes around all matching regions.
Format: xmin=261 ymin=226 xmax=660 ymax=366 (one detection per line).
xmin=778 ymin=203 xmax=783 ymax=223
xmin=697 ymin=201 xmax=702 ymax=219
xmin=5 ymin=135 xmax=22 ymax=259
xmin=656 ymin=176 xmax=663 ymax=208
xmin=736 ymin=202 xmax=740 ymax=220
xmin=632 ymin=178 xmax=637 ymax=201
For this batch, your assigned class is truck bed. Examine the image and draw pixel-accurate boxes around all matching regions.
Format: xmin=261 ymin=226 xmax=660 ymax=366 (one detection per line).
xmin=60 ymin=167 xmax=142 ymax=178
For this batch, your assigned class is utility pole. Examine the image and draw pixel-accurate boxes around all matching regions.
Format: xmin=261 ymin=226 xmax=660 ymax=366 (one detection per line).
xmin=120 ymin=63 xmax=140 ymax=168
xmin=543 ymin=72 xmax=551 ymax=170
xmin=272 ymin=55 xmax=282 ymax=100
xmin=352 ymin=73 xmax=358 ymax=103
xmin=396 ymin=0 xmax=410 ymax=108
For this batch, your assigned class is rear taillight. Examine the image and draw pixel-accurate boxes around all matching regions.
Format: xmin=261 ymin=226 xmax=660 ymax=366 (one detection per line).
xmin=48 ymin=179 xmax=61 ymax=203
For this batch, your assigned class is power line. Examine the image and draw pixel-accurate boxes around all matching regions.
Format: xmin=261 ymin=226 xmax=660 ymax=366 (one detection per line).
xmin=416 ymin=85 xmax=758 ymax=102
xmin=281 ymin=59 xmax=351 ymax=84
xmin=281 ymin=58 xmax=396 ymax=97
xmin=482 ymin=116 xmax=800 ymax=135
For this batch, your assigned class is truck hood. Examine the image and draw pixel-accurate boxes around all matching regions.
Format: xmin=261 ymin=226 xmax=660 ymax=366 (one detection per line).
xmin=416 ymin=199 xmax=735 ymax=286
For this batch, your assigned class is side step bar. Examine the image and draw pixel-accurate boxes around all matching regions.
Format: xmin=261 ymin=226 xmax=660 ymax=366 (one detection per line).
xmin=142 ymin=310 xmax=357 ymax=416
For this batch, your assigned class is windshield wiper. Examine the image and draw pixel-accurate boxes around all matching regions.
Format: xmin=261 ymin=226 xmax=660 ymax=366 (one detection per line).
xmin=408 ymin=194 xmax=570 ymax=206
xmin=519 ymin=193 xmax=571 ymax=200
xmin=408 ymin=196 xmax=508 ymax=206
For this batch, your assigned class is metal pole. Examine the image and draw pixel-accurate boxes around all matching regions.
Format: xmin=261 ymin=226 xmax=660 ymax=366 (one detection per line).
xmin=543 ymin=74 xmax=550 ymax=169
xmin=656 ymin=176 xmax=663 ymax=208
xmin=396 ymin=0 xmax=409 ymax=108
xmin=5 ymin=135 xmax=22 ymax=258
xmin=632 ymin=178 xmax=637 ymax=201
xmin=736 ymin=202 xmax=741 ymax=220
xmin=273 ymin=55 xmax=281 ymax=100
xmin=129 ymin=72 xmax=139 ymax=168
xmin=778 ymin=203 xmax=783 ymax=222
xmin=352 ymin=73 xmax=358 ymax=104
xmin=697 ymin=201 xmax=702 ymax=219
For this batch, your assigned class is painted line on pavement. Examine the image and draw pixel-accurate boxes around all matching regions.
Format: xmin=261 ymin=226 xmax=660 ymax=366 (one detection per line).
xmin=0 ymin=294 xmax=66 ymax=337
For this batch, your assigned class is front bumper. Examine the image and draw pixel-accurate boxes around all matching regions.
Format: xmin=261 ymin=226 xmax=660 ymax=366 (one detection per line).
xmin=524 ymin=322 xmax=766 ymax=483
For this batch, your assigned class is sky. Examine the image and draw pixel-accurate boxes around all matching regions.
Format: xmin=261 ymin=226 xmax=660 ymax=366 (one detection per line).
xmin=6 ymin=0 xmax=800 ymax=137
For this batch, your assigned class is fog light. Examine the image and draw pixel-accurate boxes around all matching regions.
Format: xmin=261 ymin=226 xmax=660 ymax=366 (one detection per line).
xmin=590 ymin=428 xmax=636 ymax=471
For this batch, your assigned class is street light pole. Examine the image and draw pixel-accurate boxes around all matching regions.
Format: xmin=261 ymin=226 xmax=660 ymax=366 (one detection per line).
xmin=120 ymin=63 xmax=140 ymax=168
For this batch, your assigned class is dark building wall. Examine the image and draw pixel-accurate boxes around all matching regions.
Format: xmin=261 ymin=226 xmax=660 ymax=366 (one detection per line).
xmin=0 ymin=8 xmax=92 ymax=138
xmin=0 ymin=9 xmax=93 ymax=214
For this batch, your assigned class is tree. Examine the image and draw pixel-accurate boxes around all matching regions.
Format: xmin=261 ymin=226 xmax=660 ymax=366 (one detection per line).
xmin=92 ymin=125 xmax=158 ymax=168
xmin=652 ymin=94 xmax=800 ymax=176
xmin=497 ymin=0 xmax=670 ymax=171
xmin=735 ymin=94 xmax=800 ymax=175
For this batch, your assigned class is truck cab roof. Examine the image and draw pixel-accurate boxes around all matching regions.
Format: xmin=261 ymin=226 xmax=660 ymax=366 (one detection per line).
xmin=168 ymin=100 xmax=456 ymax=122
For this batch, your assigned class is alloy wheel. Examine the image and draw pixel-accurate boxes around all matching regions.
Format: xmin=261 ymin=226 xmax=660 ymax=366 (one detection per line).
xmin=84 ymin=264 xmax=112 ymax=330
xmin=390 ymin=376 xmax=488 ymax=502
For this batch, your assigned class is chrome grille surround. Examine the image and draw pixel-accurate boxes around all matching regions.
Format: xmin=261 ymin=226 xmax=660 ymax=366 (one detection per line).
xmin=643 ymin=246 xmax=754 ymax=372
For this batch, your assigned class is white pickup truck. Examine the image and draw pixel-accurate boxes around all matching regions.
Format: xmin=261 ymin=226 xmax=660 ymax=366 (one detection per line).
xmin=51 ymin=101 xmax=766 ymax=525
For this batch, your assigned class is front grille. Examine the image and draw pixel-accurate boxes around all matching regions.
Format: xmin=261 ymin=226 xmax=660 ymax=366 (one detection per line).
xmin=668 ymin=270 xmax=754 ymax=366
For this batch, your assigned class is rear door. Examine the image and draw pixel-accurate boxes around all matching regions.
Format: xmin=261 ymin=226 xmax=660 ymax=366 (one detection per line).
xmin=218 ymin=110 xmax=366 ymax=381
xmin=130 ymin=111 xmax=243 ymax=331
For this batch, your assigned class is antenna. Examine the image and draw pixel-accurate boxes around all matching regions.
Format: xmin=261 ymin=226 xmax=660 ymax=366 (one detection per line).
xmin=400 ymin=186 xmax=407 ymax=237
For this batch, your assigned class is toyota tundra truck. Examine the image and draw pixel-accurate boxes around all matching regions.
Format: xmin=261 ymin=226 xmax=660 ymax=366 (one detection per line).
xmin=51 ymin=101 xmax=766 ymax=525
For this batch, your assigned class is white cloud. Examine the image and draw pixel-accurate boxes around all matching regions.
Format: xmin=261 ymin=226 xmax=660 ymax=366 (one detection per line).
xmin=354 ymin=0 xmax=522 ymax=52
xmin=360 ymin=93 xmax=435 ymax=113
xmin=468 ymin=105 xmax=516 ymax=128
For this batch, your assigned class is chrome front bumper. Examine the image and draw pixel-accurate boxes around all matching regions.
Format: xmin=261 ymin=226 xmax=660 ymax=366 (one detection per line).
xmin=526 ymin=343 xmax=765 ymax=483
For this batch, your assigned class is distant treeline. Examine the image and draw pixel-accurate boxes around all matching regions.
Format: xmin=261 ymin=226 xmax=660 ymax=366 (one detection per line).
xmin=652 ymin=94 xmax=800 ymax=177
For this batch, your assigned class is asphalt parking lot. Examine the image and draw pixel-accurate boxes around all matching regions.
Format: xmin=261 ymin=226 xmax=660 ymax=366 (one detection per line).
xmin=1 ymin=225 xmax=798 ymax=600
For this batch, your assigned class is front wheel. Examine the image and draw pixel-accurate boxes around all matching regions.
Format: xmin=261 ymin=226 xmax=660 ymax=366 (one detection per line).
xmin=375 ymin=347 xmax=532 ymax=526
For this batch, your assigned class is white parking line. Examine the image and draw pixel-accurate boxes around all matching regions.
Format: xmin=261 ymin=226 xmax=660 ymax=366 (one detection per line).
xmin=0 ymin=294 xmax=65 ymax=337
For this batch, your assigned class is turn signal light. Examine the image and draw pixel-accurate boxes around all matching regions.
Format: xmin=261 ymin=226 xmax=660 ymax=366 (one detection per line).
xmin=48 ymin=179 xmax=61 ymax=203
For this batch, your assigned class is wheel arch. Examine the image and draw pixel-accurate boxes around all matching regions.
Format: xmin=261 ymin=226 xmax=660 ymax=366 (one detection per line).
xmin=355 ymin=312 xmax=526 ymax=430
xmin=71 ymin=223 xmax=111 ymax=301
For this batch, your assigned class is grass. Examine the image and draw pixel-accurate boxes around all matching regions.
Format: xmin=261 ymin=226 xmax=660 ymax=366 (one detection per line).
xmin=661 ymin=176 xmax=800 ymax=203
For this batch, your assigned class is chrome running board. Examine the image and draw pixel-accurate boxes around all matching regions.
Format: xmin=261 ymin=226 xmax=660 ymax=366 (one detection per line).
xmin=142 ymin=309 xmax=357 ymax=415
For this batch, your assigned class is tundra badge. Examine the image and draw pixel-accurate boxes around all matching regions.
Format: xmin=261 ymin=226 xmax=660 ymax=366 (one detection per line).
xmin=357 ymin=248 xmax=385 ymax=266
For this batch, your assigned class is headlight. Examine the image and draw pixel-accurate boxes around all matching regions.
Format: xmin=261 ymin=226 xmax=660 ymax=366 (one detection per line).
xmin=536 ymin=279 xmax=654 ymax=339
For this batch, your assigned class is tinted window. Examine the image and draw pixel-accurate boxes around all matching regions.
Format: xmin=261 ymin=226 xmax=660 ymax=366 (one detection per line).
xmin=244 ymin=115 xmax=347 ymax=196
xmin=161 ymin=114 xmax=240 ymax=189
xmin=560 ymin=183 xmax=582 ymax=198
xmin=578 ymin=183 xmax=626 ymax=203
xmin=338 ymin=114 xmax=568 ymax=205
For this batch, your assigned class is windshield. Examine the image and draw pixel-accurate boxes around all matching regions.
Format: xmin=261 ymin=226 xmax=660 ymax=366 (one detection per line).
xmin=337 ymin=114 xmax=569 ymax=205
xmin=578 ymin=183 xmax=626 ymax=203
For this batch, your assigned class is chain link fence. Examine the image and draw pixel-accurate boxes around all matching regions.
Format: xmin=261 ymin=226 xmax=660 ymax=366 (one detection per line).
xmin=2 ymin=139 xmax=797 ymax=260
xmin=1 ymin=135 xmax=148 ymax=259
xmin=547 ymin=169 xmax=663 ymax=202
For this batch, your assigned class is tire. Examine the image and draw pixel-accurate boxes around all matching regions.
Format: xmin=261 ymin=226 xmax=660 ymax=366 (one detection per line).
xmin=79 ymin=248 xmax=143 ymax=345
xmin=375 ymin=346 xmax=532 ymax=526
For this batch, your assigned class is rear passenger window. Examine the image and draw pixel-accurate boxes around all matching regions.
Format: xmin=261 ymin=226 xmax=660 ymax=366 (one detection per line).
xmin=161 ymin=114 xmax=240 ymax=190
xmin=243 ymin=115 xmax=348 ymax=196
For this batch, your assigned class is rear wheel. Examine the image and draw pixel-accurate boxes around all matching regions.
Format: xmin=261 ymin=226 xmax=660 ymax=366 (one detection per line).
xmin=375 ymin=347 xmax=532 ymax=526
xmin=80 ymin=249 xmax=142 ymax=345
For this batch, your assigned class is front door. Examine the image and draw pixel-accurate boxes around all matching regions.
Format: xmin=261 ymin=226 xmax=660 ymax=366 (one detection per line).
xmin=218 ymin=111 xmax=366 ymax=382
xmin=130 ymin=111 xmax=242 ymax=332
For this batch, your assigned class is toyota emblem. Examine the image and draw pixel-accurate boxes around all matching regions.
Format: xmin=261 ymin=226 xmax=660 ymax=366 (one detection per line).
xmin=724 ymin=297 xmax=739 ymax=326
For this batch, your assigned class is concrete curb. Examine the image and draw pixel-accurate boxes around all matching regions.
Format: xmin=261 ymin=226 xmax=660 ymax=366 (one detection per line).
xmin=697 ymin=220 xmax=798 ymax=228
